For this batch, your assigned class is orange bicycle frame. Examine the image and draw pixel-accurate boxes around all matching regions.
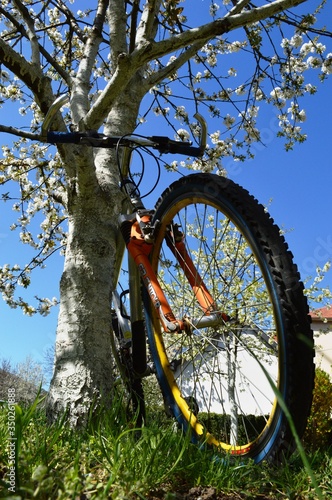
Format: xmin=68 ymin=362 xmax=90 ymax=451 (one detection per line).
xmin=124 ymin=213 xmax=226 ymax=333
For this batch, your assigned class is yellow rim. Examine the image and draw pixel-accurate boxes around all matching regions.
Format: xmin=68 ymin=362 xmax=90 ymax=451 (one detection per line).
xmin=149 ymin=195 xmax=279 ymax=454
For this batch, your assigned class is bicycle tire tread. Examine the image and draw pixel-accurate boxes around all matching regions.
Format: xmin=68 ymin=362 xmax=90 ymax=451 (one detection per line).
xmin=147 ymin=173 xmax=314 ymax=463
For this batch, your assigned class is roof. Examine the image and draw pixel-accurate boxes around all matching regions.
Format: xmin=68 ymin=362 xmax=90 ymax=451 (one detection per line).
xmin=310 ymin=306 xmax=332 ymax=322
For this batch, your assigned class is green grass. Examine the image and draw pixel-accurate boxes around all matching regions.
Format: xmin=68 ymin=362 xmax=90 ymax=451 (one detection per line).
xmin=0 ymin=398 xmax=332 ymax=499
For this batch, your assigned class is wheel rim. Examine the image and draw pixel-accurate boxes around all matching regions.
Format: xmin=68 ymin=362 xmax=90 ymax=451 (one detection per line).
xmin=149 ymin=194 xmax=286 ymax=456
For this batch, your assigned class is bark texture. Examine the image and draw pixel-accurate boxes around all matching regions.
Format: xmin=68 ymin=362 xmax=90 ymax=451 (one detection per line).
xmin=46 ymin=148 xmax=121 ymax=423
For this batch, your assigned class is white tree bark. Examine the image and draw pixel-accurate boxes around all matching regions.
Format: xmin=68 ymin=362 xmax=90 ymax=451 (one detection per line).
xmin=45 ymin=148 xmax=120 ymax=424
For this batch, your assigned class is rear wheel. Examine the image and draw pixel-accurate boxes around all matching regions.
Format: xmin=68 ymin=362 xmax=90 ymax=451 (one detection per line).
xmin=145 ymin=173 xmax=314 ymax=463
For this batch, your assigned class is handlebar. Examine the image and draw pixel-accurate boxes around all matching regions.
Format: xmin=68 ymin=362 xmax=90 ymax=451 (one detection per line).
xmin=41 ymin=94 xmax=207 ymax=158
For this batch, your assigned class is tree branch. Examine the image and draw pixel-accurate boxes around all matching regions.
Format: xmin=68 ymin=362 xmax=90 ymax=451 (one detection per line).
xmin=109 ymin=0 xmax=128 ymax=65
xmin=76 ymin=0 xmax=108 ymax=84
xmin=0 ymin=38 xmax=54 ymax=115
xmin=0 ymin=124 xmax=40 ymax=141
xmin=145 ymin=40 xmax=204 ymax=89
xmin=135 ymin=0 xmax=161 ymax=48
xmin=225 ymin=0 xmax=252 ymax=18
xmin=84 ymin=53 xmax=138 ymax=129
xmin=129 ymin=0 xmax=141 ymax=54
xmin=13 ymin=0 xmax=41 ymax=67
xmin=82 ymin=0 xmax=136 ymax=129
xmin=71 ymin=0 xmax=109 ymax=122
xmin=84 ymin=0 xmax=308 ymax=130
xmin=131 ymin=0 xmax=308 ymax=64
xmin=56 ymin=0 xmax=87 ymax=45
xmin=0 ymin=6 xmax=71 ymax=86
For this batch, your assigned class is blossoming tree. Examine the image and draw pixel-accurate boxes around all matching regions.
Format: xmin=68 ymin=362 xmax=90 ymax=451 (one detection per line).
xmin=0 ymin=0 xmax=331 ymax=424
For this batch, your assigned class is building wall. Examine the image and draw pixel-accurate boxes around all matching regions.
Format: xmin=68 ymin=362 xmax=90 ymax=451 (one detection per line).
xmin=312 ymin=320 xmax=332 ymax=375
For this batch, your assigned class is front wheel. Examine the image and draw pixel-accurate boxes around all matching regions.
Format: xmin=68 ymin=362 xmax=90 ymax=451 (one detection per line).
xmin=145 ymin=173 xmax=314 ymax=463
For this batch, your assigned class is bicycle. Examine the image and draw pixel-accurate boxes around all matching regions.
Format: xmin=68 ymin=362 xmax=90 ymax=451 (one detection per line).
xmin=41 ymin=94 xmax=314 ymax=464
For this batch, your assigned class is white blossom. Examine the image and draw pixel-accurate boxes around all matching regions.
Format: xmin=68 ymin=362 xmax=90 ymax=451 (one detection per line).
xmin=304 ymin=83 xmax=316 ymax=94
xmin=223 ymin=114 xmax=236 ymax=129
xmin=228 ymin=67 xmax=237 ymax=77
xmin=228 ymin=41 xmax=245 ymax=53
xmin=307 ymin=56 xmax=321 ymax=69
xmin=244 ymin=127 xmax=260 ymax=144
xmin=209 ymin=3 xmax=220 ymax=17
xmin=290 ymin=34 xmax=303 ymax=48
xmin=254 ymin=88 xmax=264 ymax=101
xmin=22 ymin=304 xmax=36 ymax=316
xmin=287 ymin=102 xmax=306 ymax=122
xmin=175 ymin=106 xmax=188 ymax=121
xmin=176 ymin=129 xmax=190 ymax=142
xmin=235 ymin=85 xmax=246 ymax=96
xmin=193 ymin=72 xmax=202 ymax=83
xmin=322 ymin=53 xmax=332 ymax=74
xmin=270 ymin=87 xmax=286 ymax=107
xmin=207 ymin=53 xmax=217 ymax=67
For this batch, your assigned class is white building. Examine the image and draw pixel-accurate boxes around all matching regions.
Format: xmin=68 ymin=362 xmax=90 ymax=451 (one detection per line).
xmin=311 ymin=306 xmax=332 ymax=374
xmin=172 ymin=307 xmax=332 ymax=418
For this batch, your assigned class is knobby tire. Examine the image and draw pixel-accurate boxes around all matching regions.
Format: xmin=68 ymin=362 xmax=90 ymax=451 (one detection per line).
xmin=144 ymin=173 xmax=314 ymax=464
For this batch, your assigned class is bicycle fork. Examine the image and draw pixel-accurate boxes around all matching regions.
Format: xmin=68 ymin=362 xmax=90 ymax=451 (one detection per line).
xmin=119 ymin=209 xmax=227 ymax=335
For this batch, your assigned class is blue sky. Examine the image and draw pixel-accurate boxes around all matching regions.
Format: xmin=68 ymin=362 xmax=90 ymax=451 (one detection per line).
xmin=229 ymin=80 xmax=332 ymax=285
xmin=1 ymin=1 xmax=332 ymax=374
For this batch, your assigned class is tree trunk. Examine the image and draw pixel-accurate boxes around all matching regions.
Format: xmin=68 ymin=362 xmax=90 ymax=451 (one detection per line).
xmin=46 ymin=155 xmax=122 ymax=425
xmin=46 ymin=88 xmax=143 ymax=425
